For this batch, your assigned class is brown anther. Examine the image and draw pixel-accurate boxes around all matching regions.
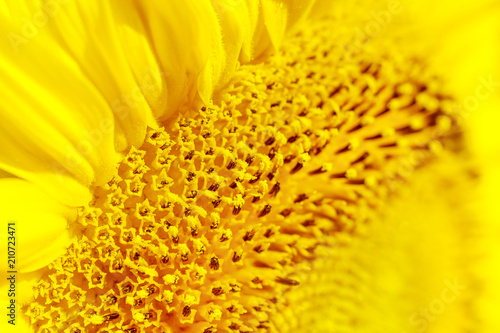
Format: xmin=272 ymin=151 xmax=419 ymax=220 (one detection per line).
xmin=103 ymin=313 xmax=120 ymax=321
xmin=211 ymin=220 xmax=219 ymax=229
xmin=264 ymin=229 xmax=274 ymax=238
xmin=229 ymin=323 xmax=241 ymax=330
xmin=107 ymin=296 xmax=117 ymax=305
xmin=185 ymin=150 xmax=195 ymax=160
xmin=243 ymin=230 xmax=256 ymax=242
xmin=249 ymin=173 xmax=262 ymax=184
xmin=259 ymin=205 xmax=272 ymax=217
xmin=227 ymin=160 xmax=237 ymax=169
xmin=365 ymin=133 xmax=383 ymax=140
xmin=212 ymin=198 xmax=221 ymax=208
xmin=347 ymin=123 xmax=363 ymax=133
xmin=232 ymin=252 xmax=242 ymax=263
xmin=212 ymin=287 xmax=224 ymax=296
xmin=232 ymin=205 xmax=242 ymax=215
xmin=284 ymin=155 xmax=295 ymax=164
xmin=346 ymin=179 xmax=365 ymax=185
xmin=287 ymin=135 xmax=299 ymax=143
xmin=380 ymin=142 xmax=398 ymax=148
xmin=309 ymin=166 xmax=327 ymax=175
xmin=302 ymin=219 xmax=315 ymax=227
xmin=280 ymin=209 xmax=292 ymax=217
xmin=210 ymin=256 xmax=220 ymax=270
xmin=112 ymin=260 xmax=123 ymax=271
xmin=336 ymin=144 xmax=350 ymax=154
xmin=294 ymin=193 xmax=309 ymax=203
xmin=329 ymin=85 xmax=343 ymax=98
xmin=267 ymin=147 xmax=278 ymax=161
xmin=253 ymin=245 xmax=265 ymax=253
xmin=290 ymin=162 xmax=304 ymax=174
xmin=276 ymin=277 xmax=300 ymax=286
xmin=208 ymin=183 xmax=220 ymax=192
xmin=229 ymin=283 xmax=241 ymax=292
xmin=331 ymin=172 xmax=347 ymax=179
xmin=269 ymin=182 xmax=281 ymax=196
xmin=186 ymin=172 xmax=196 ymax=182
xmin=251 ymin=277 xmax=262 ymax=284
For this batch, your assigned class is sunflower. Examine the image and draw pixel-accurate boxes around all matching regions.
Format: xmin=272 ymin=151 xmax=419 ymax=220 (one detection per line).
xmin=1 ymin=0 xmax=499 ymax=332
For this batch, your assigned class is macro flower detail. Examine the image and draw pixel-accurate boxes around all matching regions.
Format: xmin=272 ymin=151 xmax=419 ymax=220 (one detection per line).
xmin=23 ymin=16 xmax=461 ymax=332
xmin=1 ymin=0 xmax=499 ymax=332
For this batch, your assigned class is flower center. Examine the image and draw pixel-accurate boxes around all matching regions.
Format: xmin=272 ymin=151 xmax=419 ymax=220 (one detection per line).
xmin=26 ymin=17 xmax=459 ymax=333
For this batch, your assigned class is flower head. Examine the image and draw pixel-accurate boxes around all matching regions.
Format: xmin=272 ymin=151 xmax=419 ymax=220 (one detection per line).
xmin=1 ymin=1 xmax=500 ymax=332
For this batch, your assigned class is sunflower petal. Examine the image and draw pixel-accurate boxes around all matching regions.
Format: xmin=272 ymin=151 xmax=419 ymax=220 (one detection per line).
xmin=0 ymin=1 xmax=167 ymax=205
xmin=127 ymin=0 xmax=224 ymax=118
xmin=213 ymin=0 xmax=260 ymax=63
xmin=260 ymin=0 xmax=289 ymax=52
xmin=0 ymin=178 xmax=72 ymax=274
xmin=0 ymin=67 xmax=103 ymax=206
xmin=403 ymin=0 xmax=500 ymax=97
xmin=250 ymin=0 xmax=321 ymax=60
xmin=42 ymin=1 xmax=160 ymax=148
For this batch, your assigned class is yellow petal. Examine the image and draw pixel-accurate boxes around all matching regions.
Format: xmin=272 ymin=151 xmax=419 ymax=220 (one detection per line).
xmin=0 ymin=178 xmax=72 ymax=330
xmin=42 ymin=1 xmax=160 ymax=148
xmin=260 ymin=0 xmax=289 ymax=52
xmin=213 ymin=0 xmax=260 ymax=63
xmin=0 ymin=1 xmax=169 ymax=206
xmin=129 ymin=0 xmax=224 ymax=119
xmin=401 ymin=0 xmax=500 ymax=97
xmin=0 ymin=178 xmax=72 ymax=274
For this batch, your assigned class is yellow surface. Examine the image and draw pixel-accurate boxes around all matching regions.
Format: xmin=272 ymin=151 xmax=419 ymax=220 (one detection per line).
xmin=0 ymin=0 xmax=499 ymax=332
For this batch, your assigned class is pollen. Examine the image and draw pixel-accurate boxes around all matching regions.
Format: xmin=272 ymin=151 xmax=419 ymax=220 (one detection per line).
xmin=25 ymin=17 xmax=460 ymax=333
